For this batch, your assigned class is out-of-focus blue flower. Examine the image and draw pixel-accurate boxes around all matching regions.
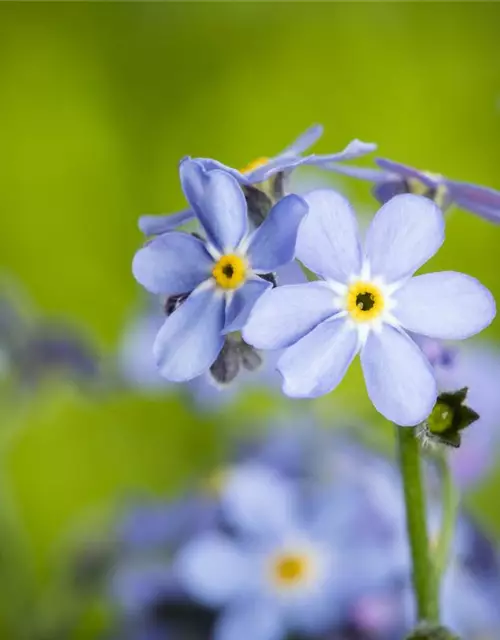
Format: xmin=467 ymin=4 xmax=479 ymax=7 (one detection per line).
xmin=243 ymin=419 xmax=322 ymax=480
xmin=107 ymin=423 xmax=500 ymax=640
xmin=326 ymin=156 xmax=500 ymax=223
xmin=413 ymin=335 xmax=456 ymax=370
xmin=109 ymin=560 xmax=181 ymax=615
xmin=244 ymin=191 xmax=495 ymax=425
xmin=139 ymin=126 xmax=376 ymax=236
xmin=174 ymin=516 xmax=343 ymax=640
xmin=132 ymin=159 xmax=308 ymax=382
xmin=218 ymin=462 xmax=298 ymax=538
xmin=116 ymin=496 xmax=219 ymax=552
xmin=0 ymin=289 xmax=101 ymax=392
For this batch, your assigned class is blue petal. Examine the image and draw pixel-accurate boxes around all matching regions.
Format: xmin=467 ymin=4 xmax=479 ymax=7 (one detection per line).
xmin=216 ymin=602 xmax=284 ymax=640
xmin=375 ymin=158 xmax=437 ymax=186
xmin=224 ymin=278 xmax=271 ymax=334
xmin=153 ymin=286 xmax=225 ymax=381
xmin=323 ymin=163 xmax=390 ymax=182
xmin=394 ymin=272 xmax=496 ymax=340
xmin=180 ymin=159 xmax=248 ymax=252
xmin=243 ymin=282 xmax=338 ymax=350
xmin=247 ymin=194 xmax=308 ymax=272
xmin=221 ymin=464 xmax=297 ymax=536
xmin=175 ymin=533 xmax=251 ymax=607
xmin=446 ymin=179 xmax=500 ymax=223
xmin=132 ymin=232 xmax=213 ymax=295
xmin=275 ymin=261 xmax=307 ymax=285
xmin=138 ymin=209 xmax=195 ymax=236
xmin=194 ymin=157 xmax=248 ymax=183
xmin=280 ymin=124 xmax=324 ymax=156
xmin=296 ymin=189 xmax=362 ymax=283
xmin=248 ymin=155 xmax=310 ymax=184
xmin=118 ymin=501 xmax=191 ymax=549
xmin=364 ymin=194 xmax=445 ymax=283
xmin=372 ymin=180 xmax=408 ymax=204
xmin=360 ymin=325 xmax=437 ymax=426
xmin=309 ymin=139 xmax=377 ymax=165
xmin=110 ymin=562 xmax=177 ymax=614
xmin=278 ymin=316 xmax=359 ymax=398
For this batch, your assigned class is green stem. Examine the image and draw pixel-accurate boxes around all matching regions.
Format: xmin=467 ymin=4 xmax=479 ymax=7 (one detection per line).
xmin=434 ymin=453 xmax=459 ymax=578
xmin=396 ymin=426 xmax=439 ymax=623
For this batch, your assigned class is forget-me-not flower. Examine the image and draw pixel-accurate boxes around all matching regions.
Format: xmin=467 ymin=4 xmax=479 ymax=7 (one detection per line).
xmin=243 ymin=191 xmax=496 ymax=425
xmin=174 ymin=489 xmax=343 ymax=640
xmin=139 ymin=125 xmax=375 ymax=236
xmin=326 ymin=156 xmax=500 ymax=223
xmin=132 ymin=159 xmax=307 ymax=382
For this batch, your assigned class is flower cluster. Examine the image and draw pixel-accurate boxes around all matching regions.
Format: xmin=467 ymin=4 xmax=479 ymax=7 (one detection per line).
xmin=104 ymin=423 xmax=500 ymax=640
xmin=132 ymin=126 xmax=496 ymax=426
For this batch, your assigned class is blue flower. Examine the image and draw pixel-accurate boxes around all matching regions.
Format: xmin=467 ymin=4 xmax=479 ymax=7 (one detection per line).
xmin=218 ymin=462 xmax=299 ymax=538
xmin=132 ymin=159 xmax=307 ymax=382
xmin=174 ymin=506 xmax=343 ymax=640
xmin=110 ymin=560 xmax=180 ymax=615
xmin=243 ymin=191 xmax=496 ymax=425
xmin=139 ymin=126 xmax=375 ymax=236
xmin=117 ymin=496 xmax=218 ymax=551
xmin=326 ymin=156 xmax=500 ymax=223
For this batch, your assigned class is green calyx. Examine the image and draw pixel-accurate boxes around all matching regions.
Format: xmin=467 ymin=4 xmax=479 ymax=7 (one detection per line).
xmin=425 ymin=387 xmax=479 ymax=448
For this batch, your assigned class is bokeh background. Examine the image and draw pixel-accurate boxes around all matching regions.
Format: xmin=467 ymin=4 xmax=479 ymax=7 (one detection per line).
xmin=1 ymin=2 xmax=500 ymax=638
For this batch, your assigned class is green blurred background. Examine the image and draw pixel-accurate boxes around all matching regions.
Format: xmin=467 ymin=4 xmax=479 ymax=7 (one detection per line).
xmin=1 ymin=2 xmax=500 ymax=636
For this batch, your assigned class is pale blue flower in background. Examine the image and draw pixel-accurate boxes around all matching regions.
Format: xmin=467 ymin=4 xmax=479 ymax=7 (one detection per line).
xmin=110 ymin=560 xmax=180 ymax=615
xmin=174 ymin=513 xmax=343 ymax=640
xmin=107 ymin=424 xmax=500 ymax=640
xmin=244 ymin=192 xmax=496 ymax=425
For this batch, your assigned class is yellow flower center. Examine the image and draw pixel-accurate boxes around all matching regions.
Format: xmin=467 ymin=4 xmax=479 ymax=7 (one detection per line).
xmin=407 ymin=176 xmax=432 ymax=198
xmin=270 ymin=552 xmax=311 ymax=589
xmin=212 ymin=254 xmax=247 ymax=290
xmin=407 ymin=175 xmax=448 ymax=209
xmin=346 ymin=281 xmax=385 ymax=323
xmin=239 ymin=156 xmax=270 ymax=175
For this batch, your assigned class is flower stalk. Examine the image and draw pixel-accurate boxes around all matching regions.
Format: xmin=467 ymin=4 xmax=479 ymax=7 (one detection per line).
xmin=396 ymin=425 xmax=439 ymax=623
xmin=434 ymin=453 xmax=459 ymax=578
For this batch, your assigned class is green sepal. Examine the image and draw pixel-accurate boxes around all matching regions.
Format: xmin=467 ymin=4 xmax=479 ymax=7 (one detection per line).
xmin=425 ymin=387 xmax=479 ymax=449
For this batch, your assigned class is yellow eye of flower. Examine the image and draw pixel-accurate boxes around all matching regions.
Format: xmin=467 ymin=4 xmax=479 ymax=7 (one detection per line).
xmin=407 ymin=177 xmax=431 ymax=197
xmin=239 ymin=156 xmax=270 ymax=175
xmin=346 ymin=281 xmax=385 ymax=323
xmin=212 ymin=254 xmax=247 ymax=290
xmin=407 ymin=176 xmax=448 ymax=209
xmin=270 ymin=552 xmax=311 ymax=589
